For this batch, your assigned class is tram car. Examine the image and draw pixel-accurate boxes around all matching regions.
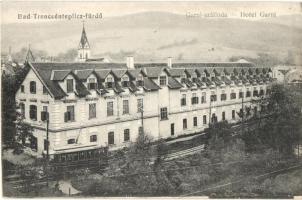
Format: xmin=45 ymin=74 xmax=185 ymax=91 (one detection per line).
xmin=51 ymin=147 xmax=109 ymax=171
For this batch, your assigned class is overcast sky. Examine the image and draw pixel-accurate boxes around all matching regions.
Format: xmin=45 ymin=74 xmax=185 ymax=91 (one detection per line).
xmin=2 ymin=1 xmax=301 ymax=24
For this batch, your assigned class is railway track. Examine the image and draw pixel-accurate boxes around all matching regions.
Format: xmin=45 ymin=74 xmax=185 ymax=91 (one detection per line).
xmin=163 ymin=144 xmax=205 ymax=161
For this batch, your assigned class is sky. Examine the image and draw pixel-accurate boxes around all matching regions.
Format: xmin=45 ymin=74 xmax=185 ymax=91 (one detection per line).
xmin=1 ymin=1 xmax=302 ymax=24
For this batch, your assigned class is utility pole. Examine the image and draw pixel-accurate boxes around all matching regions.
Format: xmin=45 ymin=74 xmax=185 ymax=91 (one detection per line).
xmin=46 ymin=118 xmax=49 ymax=159
xmin=209 ymin=96 xmax=212 ymax=126
xmin=241 ymin=94 xmax=244 ymax=135
xmin=140 ymin=105 xmax=144 ymax=136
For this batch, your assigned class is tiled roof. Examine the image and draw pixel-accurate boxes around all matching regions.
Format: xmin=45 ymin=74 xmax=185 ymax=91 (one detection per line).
xmin=75 ymin=80 xmax=90 ymax=97
xmin=168 ymin=77 xmax=183 ymax=89
xmin=76 ymin=69 xmax=94 ymax=80
xmin=95 ymin=70 xmax=111 ymax=80
xmin=143 ymin=77 xmax=161 ymax=91
xmin=185 ymin=68 xmax=196 ymax=77
xmin=169 ymin=68 xmax=185 ymax=77
xmin=128 ymin=69 xmax=141 ymax=79
xmin=27 ymin=62 xmax=272 ymax=99
xmin=143 ymin=67 xmax=166 ymax=78
xmin=112 ymin=69 xmax=127 ymax=79
xmin=172 ymin=62 xmax=255 ymax=68
xmin=52 ymin=70 xmax=71 ymax=81
xmin=129 ymin=81 xmax=139 ymax=92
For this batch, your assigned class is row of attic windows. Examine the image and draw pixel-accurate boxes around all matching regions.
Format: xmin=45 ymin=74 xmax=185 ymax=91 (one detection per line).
xmin=21 ymin=68 xmax=270 ymax=95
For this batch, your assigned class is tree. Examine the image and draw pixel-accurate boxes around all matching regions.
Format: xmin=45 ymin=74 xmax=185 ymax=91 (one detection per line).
xmin=258 ymin=84 xmax=302 ymax=155
xmin=15 ymin=112 xmax=33 ymax=146
xmin=206 ymin=121 xmax=233 ymax=148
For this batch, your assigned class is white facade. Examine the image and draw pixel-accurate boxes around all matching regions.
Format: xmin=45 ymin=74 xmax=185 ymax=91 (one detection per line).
xmin=15 ymin=63 xmax=272 ymax=157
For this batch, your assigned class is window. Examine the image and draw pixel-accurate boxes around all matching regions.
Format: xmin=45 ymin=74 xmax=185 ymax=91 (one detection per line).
xmin=106 ymin=77 xmax=114 ymax=88
xmin=192 ymin=77 xmax=197 ymax=83
xmin=20 ymin=103 xmax=25 ymax=118
xmin=68 ymin=139 xmax=75 ymax=144
xmin=230 ymin=90 xmax=236 ymax=99
xmin=123 ymin=100 xmax=129 ymax=114
xmin=137 ymin=99 xmax=143 ymax=113
xmin=90 ymin=135 xmax=97 ymax=142
xmin=65 ymin=105 xmax=75 ymax=122
xmin=108 ymin=132 xmax=114 ymax=145
xmin=122 ymin=76 xmax=129 ymax=87
xmin=160 ymin=107 xmax=168 ymax=120
xmin=221 ymin=91 xmax=227 ymax=101
xmin=210 ymin=92 xmax=217 ymax=102
xmin=171 ymin=123 xmax=175 ymax=136
xmin=43 ymin=85 xmax=48 ymax=94
xmin=203 ymin=115 xmax=207 ymax=124
xmin=183 ymin=119 xmax=187 ymax=130
xmin=191 ymin=93 xmax=198 ymax=104
xmin=107 ymin=102 xmax=114 ymax=116
xmin=89 ymin=103 xmax=96 ymax=119
xmin=253 ymin=90 xmax=259 ymax=97
xmin=193 ymin=117 xmax=198 ymax=127
xmin=124 ymin=129 xmax=130 ymax=142
xmin=30 ymin=105 xmax=37 ymax=120
xmin=136 ymin=75 xmax=144 ymax=87
xmin=21 ymin=85 xmax=24 ymax=93
xmin=88 ymin=78 xmax=97 ymax=90
xmin=246 ymin=89 xmax=251 ymax=97
xmin=232 ymin=110 xmax=235 ymax=119
xmin=239 ymin=90 xmax=243 ymax=99
xmin=222 ymin=111 xmax=226 ymax=121
xmin=201 ymin=92 xmax=206 ymax=103
xmin=66 ymin=79 xmax=73 ymax=93
xmin=159 ymin=76 xmax=167 ymax=86
xmin=181 ymin=94 xmax=186 ymax=106
xmin=259 ymin=89 xmax=264 ymax=96
xmin=30 ymin=81 xmax=36 ymax=94
xmin=41 ymin=106 xmax=48 ymax=121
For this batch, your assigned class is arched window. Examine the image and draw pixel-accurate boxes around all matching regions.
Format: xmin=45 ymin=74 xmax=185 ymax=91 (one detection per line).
xmin=30 ymin=81 xmax=36 ymax=94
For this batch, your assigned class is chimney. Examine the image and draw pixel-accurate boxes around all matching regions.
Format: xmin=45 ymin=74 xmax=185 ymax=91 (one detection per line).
xmin=167 ymin=57 xmax=172 ymax=68
xmin=126 ymin=56 xmax=134 ymax=69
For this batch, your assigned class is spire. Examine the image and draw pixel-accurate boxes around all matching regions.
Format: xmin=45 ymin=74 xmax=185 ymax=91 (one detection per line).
xmin=78 ymin=21 xmax=90 ymax=49
xmin=25 ymin=44 xmax=35 ymax=62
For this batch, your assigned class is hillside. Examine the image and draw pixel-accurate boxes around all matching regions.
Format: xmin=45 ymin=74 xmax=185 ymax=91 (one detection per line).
xmin=2 ymin=12 xmax=302 ymax=62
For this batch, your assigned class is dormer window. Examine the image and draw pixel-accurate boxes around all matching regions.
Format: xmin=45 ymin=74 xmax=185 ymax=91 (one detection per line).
xmin=200 ymin=73 xmax=205 ymax=78
xmin=136 ymin=74 xmax=144 ymax=87
xmin=122 ymin=76 xmax=129 ymax=87
xmin=88 ymin=78 xmax=97 ymax=90
xmin=192 ymin=77 xmax=197 ymax=83
xmin=211 ymin=73 xmax=215 ymax=77
xmin=106 ymin=77 xmax=114 ymax=88
xmin=159 ymin=76 xmax=167 ymax=86
xmin=66 ymin=79 xmax=74 ymax=93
